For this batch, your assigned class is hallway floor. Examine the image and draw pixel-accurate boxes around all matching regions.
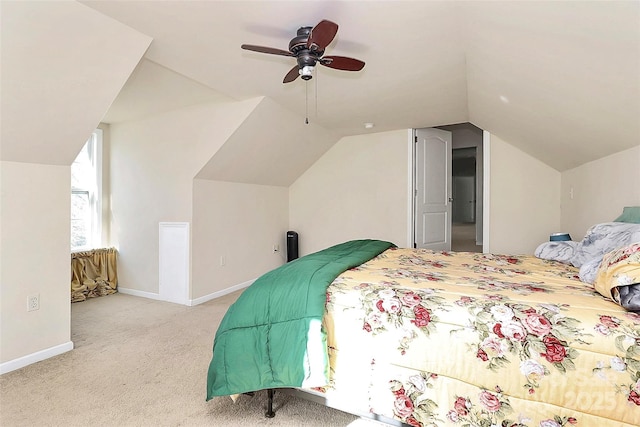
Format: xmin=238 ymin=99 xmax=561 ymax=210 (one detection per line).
xmin=452 ymin=222 xmax=483 ymax=252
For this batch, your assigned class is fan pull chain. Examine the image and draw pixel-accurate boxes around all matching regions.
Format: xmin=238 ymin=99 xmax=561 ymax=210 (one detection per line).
xmin=305 ymin=80 xmax=309 ymax=125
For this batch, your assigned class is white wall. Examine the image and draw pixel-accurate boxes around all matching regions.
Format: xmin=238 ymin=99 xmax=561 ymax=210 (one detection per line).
xmin=561 ymin=145 xmax=640 ymax=240
xmin=1 ymin=1 xmax=151 ymax=165
xmin=290 ymin=129 xmax=561 ymax=257
xmin=191 ymin=180 xmax=288 ymax=299
xmin=488 ymin=135 xmax=561 ymax=254
xmin=0 ymin=0 xmax=150 ymax=370
xmin=110 ymin=99 xmax=260 ymax=295
xmin=289 ymin=129 xmax=410 ymax=255
xmin=0 ymin=162 xmax=73 ymax=365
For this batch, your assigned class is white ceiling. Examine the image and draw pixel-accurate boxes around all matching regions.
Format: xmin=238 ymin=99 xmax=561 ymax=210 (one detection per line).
xmin=76 ymin=1 xmax=640 ymax=171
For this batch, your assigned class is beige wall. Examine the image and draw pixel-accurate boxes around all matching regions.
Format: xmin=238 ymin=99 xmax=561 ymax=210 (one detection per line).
xmin=561 ymin=145 xmax=640 ymax=241
xmin=290 ymin=129 xmax=561 ymax=257
xmin=3 ymin=118 xmax=625 ymax=369
xmin=109 ymin=99 xmax=260 ymax=294
xmin=0 ymin=162 xmax=72 ymax=364
xmin=1 ymin=1 xmax=151 ymax=166
xmin=0 ymin=1 xmax=150 ymax=369
xmin=289 ymin=129 xmax=410 ymax=255
xmin=488 ymin=135 xmax=561 ymax=254
xmin=192 ymin=180 xmax=288 ymax=299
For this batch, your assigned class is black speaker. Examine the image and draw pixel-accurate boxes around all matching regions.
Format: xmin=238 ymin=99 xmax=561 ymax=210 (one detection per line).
xmin=286 ymin=231 xmax=298 ymax=262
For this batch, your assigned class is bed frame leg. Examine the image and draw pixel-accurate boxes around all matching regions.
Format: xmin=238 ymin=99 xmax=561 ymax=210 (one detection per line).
xmin=265 ymin=389 xmax=275 ymax=418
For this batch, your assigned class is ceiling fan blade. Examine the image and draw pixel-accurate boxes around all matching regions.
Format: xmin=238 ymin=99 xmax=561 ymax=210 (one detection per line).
xmin=241 ymin=44 xmax=293 ymax=57
xmin=307 ymin=20 xmax=338 ymax=51
xmin=283 ymin=65 xmax=300 ymax=83
xmin=320 ymin=56 xmax=365 ymax=71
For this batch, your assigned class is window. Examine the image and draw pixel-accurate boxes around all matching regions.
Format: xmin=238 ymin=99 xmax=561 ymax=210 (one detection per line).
xmin=71 ymin=129 xmax=102 ymax=251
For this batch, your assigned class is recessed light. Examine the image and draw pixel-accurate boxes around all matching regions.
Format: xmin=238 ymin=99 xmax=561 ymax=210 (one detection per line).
xmin=364 ymin=122 xmax=374 ymax=129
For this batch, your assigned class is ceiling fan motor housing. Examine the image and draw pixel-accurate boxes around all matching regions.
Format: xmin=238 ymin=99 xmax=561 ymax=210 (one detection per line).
xmin=290 ymin=27 xmax=323 ymax=55
xmin=289 ymin=26 xmax=322 ymax=80
xmin=289 ymin=26 xmax=311 ymax=52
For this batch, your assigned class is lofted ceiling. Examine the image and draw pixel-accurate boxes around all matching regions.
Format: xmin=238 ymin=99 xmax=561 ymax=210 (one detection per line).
xmin=8 ymin=1 xmax=639 ymax=172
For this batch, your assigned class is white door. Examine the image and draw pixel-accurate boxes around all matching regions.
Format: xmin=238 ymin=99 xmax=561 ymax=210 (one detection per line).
xmin=159 ymin=222 xmax=190 ymax=305
xmin=414 ymin=128 xmax=452 ymax=250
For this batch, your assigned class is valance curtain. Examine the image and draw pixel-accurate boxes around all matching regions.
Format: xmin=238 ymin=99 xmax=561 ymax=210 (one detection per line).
xmin=71 ymin=248 xmax=118 ymax=302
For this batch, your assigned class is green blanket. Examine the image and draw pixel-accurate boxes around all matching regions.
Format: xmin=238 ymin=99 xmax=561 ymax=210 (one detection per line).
xmin=206 ymin=239 xmax=395 ymax=399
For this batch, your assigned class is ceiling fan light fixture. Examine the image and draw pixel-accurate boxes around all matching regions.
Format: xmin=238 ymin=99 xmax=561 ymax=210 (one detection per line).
xmin=300 ymin=65 xmax=315 ymax=80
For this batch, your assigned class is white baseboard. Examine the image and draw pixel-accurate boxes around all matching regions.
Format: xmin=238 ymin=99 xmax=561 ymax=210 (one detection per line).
xmin=117 ymin=287 xmax=165 ymax=301
xmin=189 ymin=279 xmax=254 ymax=306
xmin=0 ymin=341 xmax=74 ymax=375
xmin=118 ymin=279 xmax=254 ymax=307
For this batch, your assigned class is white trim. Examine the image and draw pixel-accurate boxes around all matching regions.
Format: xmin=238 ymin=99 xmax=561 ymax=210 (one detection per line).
xmin=407 ymin=129 xmax=415 ymax=248
xmin=0 ymin=341 xmax=74 ymax=375
xmin=117 ymin=287 xmax=165 ymax=301
xmin=482 ymin=130 xmax=491 ymax=253
xmin=118 ymin=279 xmax=255 ymax=307
xmin=93 ymin=128 xmax=103 ymax=248
xmin=188 ymin=279 xmax=255 ymax=306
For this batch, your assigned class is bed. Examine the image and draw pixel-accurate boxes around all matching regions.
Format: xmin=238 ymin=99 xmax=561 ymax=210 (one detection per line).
xmin=206 ymin=225 xmax=640 ymax=426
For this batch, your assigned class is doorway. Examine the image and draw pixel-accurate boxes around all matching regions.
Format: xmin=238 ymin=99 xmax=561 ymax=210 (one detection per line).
xmin=413 ymin=123 xmax=484 ymax=253
xmin=451 ymin=146 xmax=482 ymax=252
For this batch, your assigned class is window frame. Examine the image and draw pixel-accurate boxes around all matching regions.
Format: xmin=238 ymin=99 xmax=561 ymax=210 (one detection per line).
xmin=71 ymin=128 xmax=103 ymax=252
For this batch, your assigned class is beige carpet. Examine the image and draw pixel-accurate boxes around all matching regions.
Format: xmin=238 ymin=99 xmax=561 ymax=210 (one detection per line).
xmin=451 ymin=223 xmax=482 ymax=253
xmin=0 ymin=292 xmax=388 ymax=427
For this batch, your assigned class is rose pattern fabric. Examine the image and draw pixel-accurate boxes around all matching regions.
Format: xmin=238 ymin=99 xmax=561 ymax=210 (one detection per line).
xmin=389 ymin=375 xmax=579 ymax=427
xmin=455 ymin=300 xmax=589 ymax=392
xmin=355 ymin=283 xmax=445 ymax=353
xmin=592 ymin=312 xmax=640 ymax=405
xmin=389 ymin=373 xmax=442 ymax=426
xmin=320 ymin=248 xmax=639 ymax=426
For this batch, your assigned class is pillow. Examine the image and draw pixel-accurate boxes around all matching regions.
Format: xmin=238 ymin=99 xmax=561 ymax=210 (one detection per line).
xmin=614 ymin=206 xmax=640 ymax=224
xmin=593 ymin=242 xmax=640 ymax=311
xmin=535 ymin=222 xmax=640 ymax=272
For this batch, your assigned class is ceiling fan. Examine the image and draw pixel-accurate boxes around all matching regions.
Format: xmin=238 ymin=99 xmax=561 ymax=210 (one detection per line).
xmin=241 ymin=19 xmax=365 ymax=83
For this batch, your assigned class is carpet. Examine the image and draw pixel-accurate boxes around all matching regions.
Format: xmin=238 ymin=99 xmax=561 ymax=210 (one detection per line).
xmin=0 ymin=292 xmax=388 ymax=426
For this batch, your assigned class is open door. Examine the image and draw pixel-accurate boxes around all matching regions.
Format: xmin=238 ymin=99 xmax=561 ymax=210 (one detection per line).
xmin=414 ymin=128 xmax=452 ymax=250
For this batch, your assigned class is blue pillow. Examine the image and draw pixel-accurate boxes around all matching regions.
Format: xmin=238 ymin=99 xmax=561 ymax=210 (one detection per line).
xmin=614 ymin=206 xmax=640 ymax=224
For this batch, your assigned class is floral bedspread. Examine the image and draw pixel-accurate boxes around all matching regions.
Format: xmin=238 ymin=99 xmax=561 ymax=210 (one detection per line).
xmin=314 ymin=248 xmax=640 ymax=427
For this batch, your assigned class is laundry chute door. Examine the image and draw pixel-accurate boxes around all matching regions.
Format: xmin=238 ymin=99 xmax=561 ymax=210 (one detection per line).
xmin=159 ymin=222 xmax=189 ymax=305
xmin=414 ymin=128 xmax=452 ymax=251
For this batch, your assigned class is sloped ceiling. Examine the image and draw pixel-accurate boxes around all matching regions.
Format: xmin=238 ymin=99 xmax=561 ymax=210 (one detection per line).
xmin=196 ymin=97 xmax=338 ymax=186
xmin=85 ymin=0 xmax=639 ymax=172
xmin=0 ymin=1 xmax=152 ymax=165
xmin=101 ymin=59 xmax=234 ymax=124
xmin=3 ymin=1 xmax=639 ymax=172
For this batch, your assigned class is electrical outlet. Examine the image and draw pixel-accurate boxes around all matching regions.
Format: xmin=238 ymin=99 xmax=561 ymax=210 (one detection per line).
xmin=27 ymin=294 xmax=40 ymax=312
xmin=273 ymin=244 xmax=280 ymax=253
